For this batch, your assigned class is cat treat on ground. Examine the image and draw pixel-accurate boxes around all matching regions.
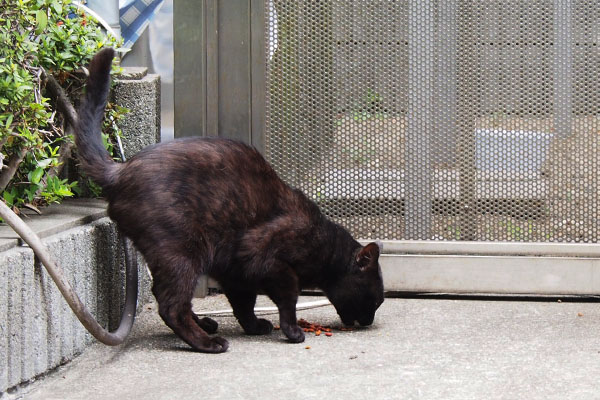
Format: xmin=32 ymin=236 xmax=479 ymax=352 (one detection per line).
xmin=297 ymin=318 xmax=354 ymax=336
xmin=298 ymin=318 xmax=330 ymax=334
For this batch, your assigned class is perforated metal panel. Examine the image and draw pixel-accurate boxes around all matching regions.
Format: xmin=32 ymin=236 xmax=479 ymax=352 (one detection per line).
xmin=265 ymin=1 xmax=600 ymax=243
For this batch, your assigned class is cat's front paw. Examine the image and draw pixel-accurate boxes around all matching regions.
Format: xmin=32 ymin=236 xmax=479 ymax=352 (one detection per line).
xmin=197 ymin=336 xmax=229 ymax=353
xmin=244 ymin=318 xmax=274 ymax=335
xmin=282 ymin=324 xmax=305 ymax=343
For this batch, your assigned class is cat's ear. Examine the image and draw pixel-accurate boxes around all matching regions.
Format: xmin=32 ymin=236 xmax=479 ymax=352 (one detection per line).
xmin=356 ymin=241 xmax=382 ymax=271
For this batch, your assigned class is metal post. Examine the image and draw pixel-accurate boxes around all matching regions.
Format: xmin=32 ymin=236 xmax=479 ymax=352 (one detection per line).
xmin=553 ymin=0 xmax=573 ymax=140
xmin=173 ymin=0 xmax=205 ymax=138
xmin=435 ymin=0 xmax=457 ymax=166
xmin=405 ymin=0 xmax=433 ymax=239
xmin=457 ymin=1 xmax=477 ymax=241
xmin=250 ymin=0 xmax=266 ymax=151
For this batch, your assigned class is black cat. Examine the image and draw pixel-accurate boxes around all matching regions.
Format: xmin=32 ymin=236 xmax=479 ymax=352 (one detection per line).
xmin=75 ymin=48 xmax=384 ymax=353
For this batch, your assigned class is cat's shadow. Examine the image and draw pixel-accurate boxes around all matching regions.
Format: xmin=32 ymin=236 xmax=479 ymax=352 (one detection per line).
xmin=117 ymin=319 xmax=380 ymax=356
xmin=122 ymin=323 xmax=276 ymax=353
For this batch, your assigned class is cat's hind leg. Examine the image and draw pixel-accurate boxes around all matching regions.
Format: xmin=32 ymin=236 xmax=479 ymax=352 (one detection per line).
xmin=151 ymin=259 xmax=228 ymax=353
xmin=222 ymin=284 xmax=273 ymax=335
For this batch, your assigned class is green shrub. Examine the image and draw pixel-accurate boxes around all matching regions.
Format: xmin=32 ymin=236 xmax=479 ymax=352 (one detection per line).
xmin=0 ymin=0 xmax=124 ymax=212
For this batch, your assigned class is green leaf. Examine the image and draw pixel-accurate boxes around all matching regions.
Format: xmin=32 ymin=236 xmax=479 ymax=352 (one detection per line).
xmin=59 ymin=51 xmax=74 ymax=60
xmin=36 ymin=158 xmax=54 ymax=168
xmin=3 ymin=190 xmax=14 ymax=206
xmin=35 ymin=10 xmax=47 ymax=35
xmin=51 ymin=1 xmax=62 ymax=15
xmin=5 ymin=113 xmax=13 ymax=129
xmin=54 ymin=187 xmax=73 ymax=197
xmin=16 ymin=84 xmax=33 ymax=93
xmin=29 ymin=167 xmax=44 ymax=184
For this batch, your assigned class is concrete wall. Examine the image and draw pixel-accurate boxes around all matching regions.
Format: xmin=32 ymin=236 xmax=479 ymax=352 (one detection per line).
xmin=0 ymin=215 xmax=152 ymax=394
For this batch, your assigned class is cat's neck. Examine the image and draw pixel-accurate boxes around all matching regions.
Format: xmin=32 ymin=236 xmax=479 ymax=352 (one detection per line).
xmin=318 ymin=217 xmax=361 ymax=280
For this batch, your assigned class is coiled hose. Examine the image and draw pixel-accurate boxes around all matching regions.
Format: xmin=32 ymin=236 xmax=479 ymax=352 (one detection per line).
xmin=0 ymin=199 xmax=138 ymax=346
xmin=0 ymin=60 xmax=138 ymax=345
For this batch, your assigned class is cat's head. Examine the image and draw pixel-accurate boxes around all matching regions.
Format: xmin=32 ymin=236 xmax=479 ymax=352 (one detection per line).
xmin=325 ymin=241 xmax=384 ymax=327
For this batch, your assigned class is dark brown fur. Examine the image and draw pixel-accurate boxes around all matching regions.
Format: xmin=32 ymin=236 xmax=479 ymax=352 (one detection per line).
xmin=75 ymin=48 xmax=384 ymax=353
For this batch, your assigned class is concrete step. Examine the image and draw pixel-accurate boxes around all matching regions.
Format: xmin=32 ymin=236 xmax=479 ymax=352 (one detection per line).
xmin=0 ymin=200 xmax=151 ymax=394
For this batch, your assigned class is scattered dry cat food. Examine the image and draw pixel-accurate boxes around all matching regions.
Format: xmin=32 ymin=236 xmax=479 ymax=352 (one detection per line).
xmin=298 ymin=318 xmax=331 ymax=335
xmin=297 ymin=318 xmax=353 ymax=337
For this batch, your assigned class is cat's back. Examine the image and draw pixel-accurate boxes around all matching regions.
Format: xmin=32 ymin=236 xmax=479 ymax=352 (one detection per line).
xmin=105 ymin=137 xmax=289 ymax=227
xmin=127 ymin=137 xmax=266 ymax=169
xmin=115 ymin=137 xmax=279 ymax=188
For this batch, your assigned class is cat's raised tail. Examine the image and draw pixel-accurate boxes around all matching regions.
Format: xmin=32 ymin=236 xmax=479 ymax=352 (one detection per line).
xmin=75 ymin=47 xmax=119 ymax=189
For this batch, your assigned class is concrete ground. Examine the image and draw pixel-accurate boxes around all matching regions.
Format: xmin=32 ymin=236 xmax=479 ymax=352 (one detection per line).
xmin=8 ymin=294 xmax=600 ymax=400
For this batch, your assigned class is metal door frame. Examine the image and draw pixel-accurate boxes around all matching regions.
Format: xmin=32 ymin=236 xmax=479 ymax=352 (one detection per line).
xmin=174 ymin=0 xmax=600 ymax=296
xmin=377 ymin=241 xmax=600 ymax=296
xmin=174 ymin=0 xmax=265 ymax=150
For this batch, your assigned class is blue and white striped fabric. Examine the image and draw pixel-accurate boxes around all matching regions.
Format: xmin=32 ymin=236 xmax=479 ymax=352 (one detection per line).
xmin=119 ymin=0 xmax=165 ymax=49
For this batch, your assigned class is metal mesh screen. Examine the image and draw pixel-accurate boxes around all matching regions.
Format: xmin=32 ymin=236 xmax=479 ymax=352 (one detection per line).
xmin=264 ymin=1 xmax=600 ymax=242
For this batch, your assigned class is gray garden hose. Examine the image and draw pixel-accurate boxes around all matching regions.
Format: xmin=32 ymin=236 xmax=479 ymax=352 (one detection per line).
xmin=0 ymin=62 xmax=139 ymax=345
xmin=0 ymin=200 xmax=138 ymax=346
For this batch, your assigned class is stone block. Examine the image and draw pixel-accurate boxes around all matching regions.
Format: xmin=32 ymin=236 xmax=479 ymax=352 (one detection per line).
xmin=113 ymin=68 xmax=161 ymax=159
xmin=6 ymin=249 xmax=26 ymax=388
xmin=0 ymin=247 xmax=7 ymax=391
